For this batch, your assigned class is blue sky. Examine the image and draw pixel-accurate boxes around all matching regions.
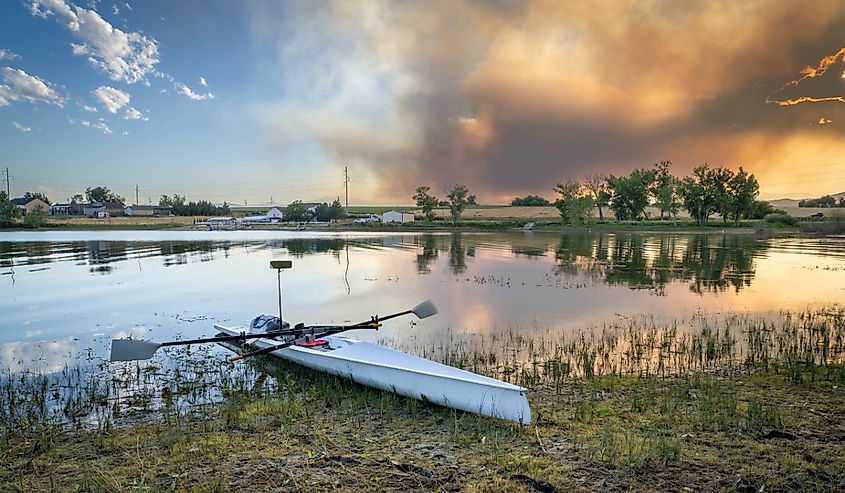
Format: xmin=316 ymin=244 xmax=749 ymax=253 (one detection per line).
xmin=1 ymin=0 xmax=358 ymax=205
xmin=2 ymin=1 xmax=845 ymax=205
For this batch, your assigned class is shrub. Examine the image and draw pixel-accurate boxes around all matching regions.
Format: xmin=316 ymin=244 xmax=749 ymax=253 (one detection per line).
xmin=763 ymin=213 xmax=797 ymax=227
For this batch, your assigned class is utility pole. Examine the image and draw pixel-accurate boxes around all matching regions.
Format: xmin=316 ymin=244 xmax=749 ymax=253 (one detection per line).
xmin=135 ymin=184 xmax=139 ymax=205
xmin=3 ymin=167 xmax=9 ymax=196
xmin=344 ymin=165 xmax=349 ymax=214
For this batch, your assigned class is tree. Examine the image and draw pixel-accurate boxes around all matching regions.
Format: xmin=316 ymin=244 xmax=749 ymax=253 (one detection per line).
xmin=86 ymin=186 xmax=125 ymax=204
xmin=677 ymin=164 xmax=720 ymax=226
xmin=446 ymin=185 xmax=469 ymax=225
xmin=743 ymin=200 xmax=781 ymax=220
xmin=724 ymin=167 xmax=759 ymax=226
xmin=23 ymin=191 xmax=51 ymax=205
xmin=467 ymin=195 xmax=478 ymax=205
xmin=606 ymin=169 xmax=655 ymax=220
xmin=583 ymin=173 xmax=609 ymax=221
xmin=159 ymin=194 xmax=187 ymax=214
xmin=553 ymin=181 xmax=593 ymax=226
xmin=23 ymin=205 xmax=47 ymax=228
xmin=314 ymin=199 xmax=345 ymax=222
xmin=285 ymin=200 xmax=308 ymax=222
xmin=710 ymin=167 xmax=735 ymax=223
xmin=511 ymin=195 xmax=550 ymax=206
xmin=0 ymin=191 xmax=20 ymax=227
xmin=650 ymin=162 xmax=680 ymax=224
xmin=413 ymin=186 xmax=439 ymax=221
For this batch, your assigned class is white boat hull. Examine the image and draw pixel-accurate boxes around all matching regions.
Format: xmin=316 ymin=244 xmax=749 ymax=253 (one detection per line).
xmin=215 ymin=324 xmax=531 ymax=424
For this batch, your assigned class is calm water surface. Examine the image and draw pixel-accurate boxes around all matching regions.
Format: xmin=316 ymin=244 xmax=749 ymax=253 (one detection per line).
xmin=1 ymin=230 xmax=844 ymax=374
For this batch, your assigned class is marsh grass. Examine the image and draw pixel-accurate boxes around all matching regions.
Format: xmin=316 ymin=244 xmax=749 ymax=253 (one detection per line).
xmin=2 ymin=305 xmax=844 ymax=491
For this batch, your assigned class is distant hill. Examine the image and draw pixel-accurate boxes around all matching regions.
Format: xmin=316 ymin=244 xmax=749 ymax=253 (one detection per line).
xmin=769 ymin=191 xmax=844 ymax=208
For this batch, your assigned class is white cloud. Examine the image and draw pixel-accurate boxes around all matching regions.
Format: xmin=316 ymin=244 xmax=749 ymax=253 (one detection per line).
xmin=12 ymin=121 xmax=32 ymax=132
xmin=30 ymin=0 xmax=159 ymax=84
xmin=199 ymin=76 xmax=207 ymax=87
xmin=179 ymin=84 xmax=214 ymax=101
xmin=81 ymin=103 xmax=97 ymax=112
xmin=0 ymin=67 xmax=65 ymax=107
xmin=80 ymin=119 xmax=113 ymax=134
xmin=0 ymin=49 xmax=21 ymax=61
xmin=123 ymin=106 xmax=147 ymax=120
xmin=93 ymin=85 xmax=129 ymax=112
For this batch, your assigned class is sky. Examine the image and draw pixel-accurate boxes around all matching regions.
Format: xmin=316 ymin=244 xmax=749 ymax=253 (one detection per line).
xmin=1 ymin=0 xmax=845 ymax=206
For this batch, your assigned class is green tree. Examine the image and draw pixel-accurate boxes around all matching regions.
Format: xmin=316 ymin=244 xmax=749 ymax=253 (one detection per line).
xmin=677 ymin=164 xmax=720 ymax=226
xmin=584 ymin=173 xmax=609 ymax=221
xmin=159 ymin=194 xmax=187 ymax=214
xmin=285 ymin=200 xmax=308 ymax=222
xmin=23 ymin=205 xmax=47 ymax=228
xmin=86 ymin=186 xmax=125 ymax=204
xmin=743 ymin=200 xmax=780 ymax=219
xmin=0 ymin=191 xmax=20 ymax=227
xmin=446 ymin=185 xmax=469 ymax=225
xmin=23 ymin=191 xmax=51 ymax=205
xmin=511 ymin=195 xmax=550 ymax=206
xmin=467 ymin=195 xmax=478 ymax=205
xmin=314 ymin=199 xmax=345 ymax=222
xmin=413 ymin=186 xmax=439 ymax=221
xmin=724 ymin=167 xmax=759 ymax=226
xmin=606 ymin=169 xmax=655 ymax=220
xmin=553 ymin=181 xmax=593 ymax=226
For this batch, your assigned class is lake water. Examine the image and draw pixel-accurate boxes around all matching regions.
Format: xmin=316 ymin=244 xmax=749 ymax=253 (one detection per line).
xmin=2 ymin=230 xmax=844 ymax=376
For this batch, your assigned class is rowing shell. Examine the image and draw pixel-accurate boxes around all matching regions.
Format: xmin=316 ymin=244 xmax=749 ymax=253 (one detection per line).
xmin=215 ymin=324 xmax=531 ymax=424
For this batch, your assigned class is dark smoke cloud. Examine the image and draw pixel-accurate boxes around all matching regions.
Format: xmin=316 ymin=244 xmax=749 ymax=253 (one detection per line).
xmin=254 ymin=0 xmax=845 ymax=201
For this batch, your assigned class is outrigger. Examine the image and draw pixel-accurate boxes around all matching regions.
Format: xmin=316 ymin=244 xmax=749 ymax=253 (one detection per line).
xmin=110 ymin=260 xmax=531 ymax=424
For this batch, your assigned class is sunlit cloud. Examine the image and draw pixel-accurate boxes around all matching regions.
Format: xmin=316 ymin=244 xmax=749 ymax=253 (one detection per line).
xmin=29 ymin=0 xmax=160 ymax=84
xmin=92 ymin=85 xmax=129 ymax=113
xmin=0 ymin=66 xmax=64 ymax=107
xmin=80 ymin=119 xmax=113 ymax=134
xmin=12 ymin=121 xmax=32 ymax=132
xmin=0 ymin=48 xmax=21 ymax=60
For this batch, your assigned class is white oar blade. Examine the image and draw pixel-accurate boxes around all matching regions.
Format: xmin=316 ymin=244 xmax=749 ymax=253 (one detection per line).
xmin=412 ymin=300 xmax=438 ymax=319
xmin=110 ymin=339 xmax=162 ymax=361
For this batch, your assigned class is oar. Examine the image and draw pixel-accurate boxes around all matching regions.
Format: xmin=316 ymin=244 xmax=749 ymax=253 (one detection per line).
xmin=230 ymin=300 xmax=438 ymax=362
xmin=110 ymin=331 xmax=292 ymax=362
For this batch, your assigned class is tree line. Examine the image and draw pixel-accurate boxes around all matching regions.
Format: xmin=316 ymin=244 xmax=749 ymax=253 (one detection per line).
xmin=798 ymin=195 xmax=845 ymax=208
xmin=159 ymin=194 xmax=231 ymax=216
xmin=540 ymin=162 xmax=768 ymax=227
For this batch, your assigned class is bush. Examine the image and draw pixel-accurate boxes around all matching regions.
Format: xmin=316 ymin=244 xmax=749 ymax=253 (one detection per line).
xmin=763 ymin=213 xmax=797 ymax=227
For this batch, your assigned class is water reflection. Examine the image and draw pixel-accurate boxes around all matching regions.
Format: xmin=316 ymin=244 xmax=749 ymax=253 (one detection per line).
xmin=2 ymin=231 xmax=844 ymax=376
xmin=552 ymin=233 xmax=764 ymax=295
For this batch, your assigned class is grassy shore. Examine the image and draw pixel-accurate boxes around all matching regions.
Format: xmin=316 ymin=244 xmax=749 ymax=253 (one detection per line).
xmin=3 ymin=307 xmax=844 ymax=491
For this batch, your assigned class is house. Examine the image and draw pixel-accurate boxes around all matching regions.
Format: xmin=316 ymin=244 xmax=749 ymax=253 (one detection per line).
xmin=124 ymin=205 xmax=172 ymax=217
xmin=84 ymin=203 xmax=104 ymax=217
xmin=382 ymin=210 xmax=415 ymax=223
xmin=85 ymin=201 xmax=125 ymax=217
xmin=11 ymin=197 xmax=50 ymax=216
xmin=240 ymin=207 xmax=284 ymax=225
xmin=50 ymin=201 xmax=86 ymax=216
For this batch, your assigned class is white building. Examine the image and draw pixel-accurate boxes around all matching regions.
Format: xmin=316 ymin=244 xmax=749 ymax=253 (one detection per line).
xmin=382 ymin=210 xmax=415 ymax=223
xmin=267 ymin=207 xmax=284 ymax=221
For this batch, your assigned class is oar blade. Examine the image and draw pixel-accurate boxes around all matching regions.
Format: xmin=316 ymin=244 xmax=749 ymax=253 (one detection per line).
xmin=110 ymin=339 xmax=162 ymax=362
xmin=412 ymin=300 xmax=438 ymax=319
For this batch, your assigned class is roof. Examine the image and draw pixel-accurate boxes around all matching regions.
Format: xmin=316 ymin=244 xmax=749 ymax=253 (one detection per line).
xmin=383 ymin=210 xmax=413 ymax=215
xmin=125 ymin=204 xmax=171 ymax=210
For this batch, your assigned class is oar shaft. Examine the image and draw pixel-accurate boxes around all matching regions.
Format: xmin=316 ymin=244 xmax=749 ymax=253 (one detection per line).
xmin=158 ymin=331 xmax=285 ymax=348
xmin=353 ymin=309 xmax=412 ymax=326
